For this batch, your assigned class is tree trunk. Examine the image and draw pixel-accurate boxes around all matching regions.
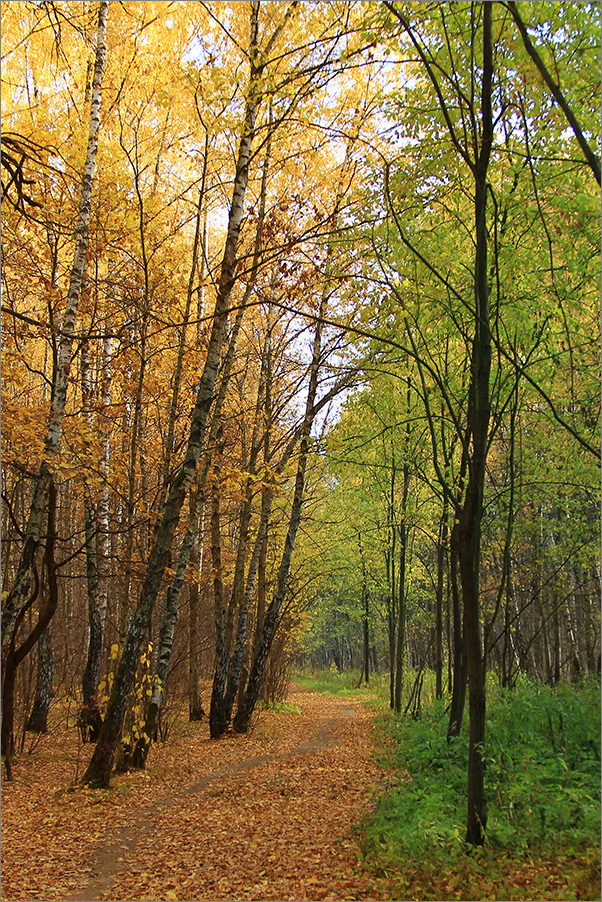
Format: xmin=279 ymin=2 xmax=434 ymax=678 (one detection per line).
xmin=386 ymin=526 xmax=396 ymax=709
xmin=357 ymin=531 xmax=370 ymax=686
xmin=97 ymin=324 xmax=112 ymax=654
xmin=1 ymin=6 xmax=108 ymax=755
xmin=134 ymin=165 xmax=208 ymax=734
xmin=254 ymin=528 xmax=268 ymax=658
xmin=223 ymin=495 xmax=272 ymax=725
xmin=188 ymin=158 xmax=210 ymax=723
xmin=435 ymin=501 xmax=448 ymax=700
xmin=209 ymin=125 xmax=274 ymax=736
xmin=233 ymin=300 xmax=325 ymax=734
xmin=188 ymin=485 xmax=205 ymax=721
xmin=252 ymin=330 xmax=272 ymax=662
xmin=460 ymin=2 xmax=493 ymax=846
xmin=131 ymin=529 xmax=194 ymax=768
xmin=394 ymin=436 xmax=411 ymax=714
xmin=363 ymin=591 xmax=370 ymax=686
xmin=82 ymin=2 xmax=263 ymax=787
xmin=25 ymin=629 xmax=53 ymax=734
xmin=2 ymin=480 xmax=58 ymax=775
xmin=232 ymin=111 xmax=361 ymax=732
xmin=1 ymin=0 xmax=108 ymax=650
xmin=447 ymin=521 xmax=467 ymax=738
xmin=80 ymin=341 xmax=103 ymax=742
xmin=209 ymin=431 xmax=228 ymax=740
xmin=393 ymin=519 xmax=406 ymax=714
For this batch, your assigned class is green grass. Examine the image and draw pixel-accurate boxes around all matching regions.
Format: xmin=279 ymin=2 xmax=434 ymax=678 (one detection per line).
xmin=290 ymin=668 xmax=600 ymax=897
xmin=361 ymin=675 xmax=601 ymax=901
xmin=293 ymin=667 xmax=396 ymax=701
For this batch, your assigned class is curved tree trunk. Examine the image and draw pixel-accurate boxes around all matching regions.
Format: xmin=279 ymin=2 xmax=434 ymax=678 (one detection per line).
xmin=25 ymin=629 xmax=53 ymax=735
xmin=2 ymin=480 xmax=58 ymax=776
xmin=1 ymin=1 xmax=108 ymax=774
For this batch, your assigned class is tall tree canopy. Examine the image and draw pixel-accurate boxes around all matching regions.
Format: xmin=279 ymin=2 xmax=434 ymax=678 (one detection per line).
xmin=2 ymin=0 xmax=599 ymax=844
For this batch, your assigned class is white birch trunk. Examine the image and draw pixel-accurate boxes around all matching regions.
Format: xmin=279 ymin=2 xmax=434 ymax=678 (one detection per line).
xmin=2 ymin=0 xmax=109 ymax=643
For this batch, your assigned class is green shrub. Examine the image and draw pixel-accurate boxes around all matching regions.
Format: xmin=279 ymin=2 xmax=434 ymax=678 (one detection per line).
xmin=365 ymin=677 xmax=601 ymax=862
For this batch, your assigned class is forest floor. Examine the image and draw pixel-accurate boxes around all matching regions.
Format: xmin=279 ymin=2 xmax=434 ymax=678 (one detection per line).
xmin=1 ymin=686 xmax=398 ymax=902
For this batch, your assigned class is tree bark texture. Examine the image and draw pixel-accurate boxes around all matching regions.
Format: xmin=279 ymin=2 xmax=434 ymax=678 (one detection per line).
xmin=131 ymin=529 xmax=195 ymax=768
xmin=459 ymin=1 xmax=494 ymax=846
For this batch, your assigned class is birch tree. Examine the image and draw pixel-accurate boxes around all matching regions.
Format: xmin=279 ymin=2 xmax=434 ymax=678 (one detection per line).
xmin=1 ymin=0 xmax=109 ymax=771
xmin=83 ymin=0 xmax=280 ymax=787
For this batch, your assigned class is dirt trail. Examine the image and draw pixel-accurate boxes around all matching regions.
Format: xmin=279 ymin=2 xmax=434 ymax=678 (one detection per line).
xmin=2 ymin=689 xmax=389 ymax=901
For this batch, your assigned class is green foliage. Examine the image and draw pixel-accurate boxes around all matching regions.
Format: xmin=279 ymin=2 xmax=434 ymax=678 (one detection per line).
xmin=485 ymin=679 xmax=601 ymax=848
xmin=364 ymin=678 xmax=600 ymax=865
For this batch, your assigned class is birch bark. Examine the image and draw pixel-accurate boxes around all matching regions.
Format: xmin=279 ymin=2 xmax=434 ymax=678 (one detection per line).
xmin=1 ymin=0 xmax=109 ymax=646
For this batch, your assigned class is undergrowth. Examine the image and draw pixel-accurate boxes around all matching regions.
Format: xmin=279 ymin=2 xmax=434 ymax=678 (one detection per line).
xmin=363 ymin=675 xmax=601 ymax=901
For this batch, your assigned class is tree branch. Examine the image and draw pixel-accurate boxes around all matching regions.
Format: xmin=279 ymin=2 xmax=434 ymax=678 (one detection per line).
xmin=504 ymin=1 xmax=601 ymax=185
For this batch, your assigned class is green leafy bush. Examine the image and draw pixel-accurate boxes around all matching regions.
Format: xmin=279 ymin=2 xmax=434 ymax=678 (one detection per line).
xmin=365 ymin=677 xmax=601 ymax=861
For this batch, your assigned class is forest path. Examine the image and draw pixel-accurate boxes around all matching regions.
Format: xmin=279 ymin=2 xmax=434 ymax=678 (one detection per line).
xmin=2 ymin=688 xmax=391 ymax=901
